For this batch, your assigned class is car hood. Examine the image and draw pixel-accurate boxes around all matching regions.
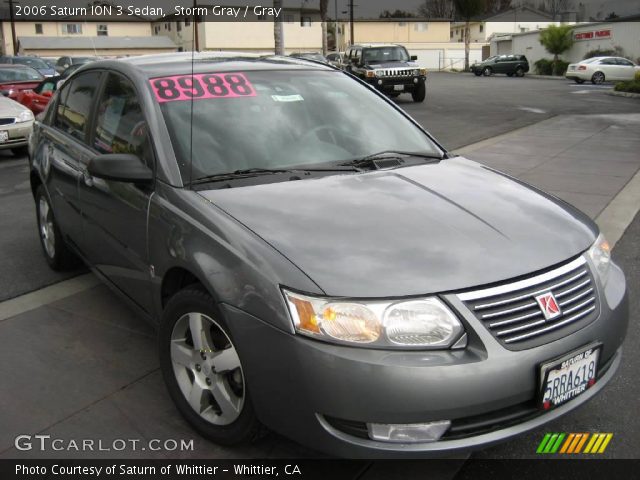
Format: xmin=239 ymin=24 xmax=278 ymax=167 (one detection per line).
xmin=198 ymin=157 xmax=597 ymax=298
xmin=0 ymin=94 xmax=30 ymax=115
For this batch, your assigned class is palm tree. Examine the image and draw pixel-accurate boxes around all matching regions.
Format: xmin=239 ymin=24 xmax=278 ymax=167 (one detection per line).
xmin=539 ymin=24 xmax=574 ymax=75
xmin=454 ymin=0 xmax=486 ymax=71
xmin=274 ymin=0 xmax=284 ymax=55
xmin=320 ymin=0 xmax=329 ymax=56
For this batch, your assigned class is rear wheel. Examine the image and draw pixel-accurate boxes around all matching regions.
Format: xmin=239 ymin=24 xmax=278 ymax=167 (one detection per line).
xmin=591 ymin=71 xmax=605 ymax=84
xmin=35 ymin=185 xmax=78 ymax=271
xmin=515 ymin=66 xmax=525 ymax=77
xmin=411 ymin=81 xmax=426 ymax=103
xmin=482 ymin=67 xmax=492 ymax=76
xmin=159 ymin=287 xmax=263 ymax=445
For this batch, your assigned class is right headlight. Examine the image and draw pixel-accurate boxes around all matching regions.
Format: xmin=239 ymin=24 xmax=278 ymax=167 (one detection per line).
xmin=283 ymin=289 xmax=464 ymax=349
xmin=587 ymin=233 xmax=611 ymax=284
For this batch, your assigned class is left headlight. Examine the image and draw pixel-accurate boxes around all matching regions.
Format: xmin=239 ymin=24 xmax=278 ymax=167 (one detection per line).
xmin=588 ymin=233 xmax=611 ymax=284
xmin=282 ymin=289 xmax=464 ymax=349
xmin=16 ymin=109 xmax=34 ymax=123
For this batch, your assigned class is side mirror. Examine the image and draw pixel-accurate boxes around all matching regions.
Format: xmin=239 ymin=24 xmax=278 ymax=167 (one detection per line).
xmin=410 ymin=55 xmax=418 ymax=61
xmin=87 ymin=154 xmax=153 ymax=184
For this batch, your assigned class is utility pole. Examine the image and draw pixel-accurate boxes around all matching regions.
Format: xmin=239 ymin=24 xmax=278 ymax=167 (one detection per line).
xmin=349 ymin=1 xmax=354 ymax=46
xmin=7 ymin=0 xmax=18 ymax=55
xmin=193 ymin=0 xmax=199 ymax=51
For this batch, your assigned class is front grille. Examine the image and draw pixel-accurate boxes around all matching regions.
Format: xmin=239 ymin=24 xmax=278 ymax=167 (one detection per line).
xmin=0 ymin=117 xmax=16 ymax=125
xmin=458 ymin=256 xmax=599 ymax=350
xmin=375 ymin=68 xmax=415 ymax=78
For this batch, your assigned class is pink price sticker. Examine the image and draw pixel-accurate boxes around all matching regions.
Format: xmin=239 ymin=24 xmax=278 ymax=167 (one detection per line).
xmin=149 ymin=73 xmax=256 ymax=103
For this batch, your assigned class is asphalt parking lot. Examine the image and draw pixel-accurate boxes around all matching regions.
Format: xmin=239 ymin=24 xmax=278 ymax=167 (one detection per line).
xmin=0 ymin=72 xmax=638 ymax=466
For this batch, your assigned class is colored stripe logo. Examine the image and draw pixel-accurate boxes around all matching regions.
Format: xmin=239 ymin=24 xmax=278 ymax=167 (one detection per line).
xmin=537 ymin=433 xmax=613 ymax=454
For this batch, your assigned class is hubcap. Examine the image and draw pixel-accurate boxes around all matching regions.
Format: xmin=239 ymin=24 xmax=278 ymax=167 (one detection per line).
xmin=38 ymin=197 xmax=55 ymax=258
xmin=594 ymin=73 xmax=604 ymax=84
xmin=170 ymin=312 xmax=245 ymax=425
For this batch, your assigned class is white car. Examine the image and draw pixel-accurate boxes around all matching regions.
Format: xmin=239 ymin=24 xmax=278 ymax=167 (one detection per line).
xmin=0 ymin=95 xmax=34 ymax=156
xmin=566 ymin=56 xmax=640 ymax=84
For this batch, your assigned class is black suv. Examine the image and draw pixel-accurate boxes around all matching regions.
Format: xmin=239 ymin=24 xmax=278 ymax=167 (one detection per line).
xmin=343 ymin=44 xmax=427 ymax=102
xmin=471 ymin=54 xmax=529 ymax=77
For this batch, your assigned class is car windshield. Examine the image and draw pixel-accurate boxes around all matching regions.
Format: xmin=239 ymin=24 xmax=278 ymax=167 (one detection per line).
xmin=12 ymin=57 xmax=49 ymax=69
xmin=157 ymin=70 xmax=442 ymax=183
xmin=363 ymin=47 xmax=409 ymax=63
xmin=0 ymin=67 xmax=43 ymax=82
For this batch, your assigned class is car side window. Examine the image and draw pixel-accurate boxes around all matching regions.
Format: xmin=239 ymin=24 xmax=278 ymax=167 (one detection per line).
xmin=54 ymin=71 xmax=101 ymax=143
xmin=93 ymin=73 xmax=153 ymax=168
xmin=600 ymin=58 xmax=616 ymax=65
xmin=616 ymin=58 xmax=633 ymax=66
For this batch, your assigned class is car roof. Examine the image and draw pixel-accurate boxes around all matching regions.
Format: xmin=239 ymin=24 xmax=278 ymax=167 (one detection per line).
xmin=83 ymin=52 xmax=336 ymax=78
xmin=0 ymin=63 xmax=37 ymax=69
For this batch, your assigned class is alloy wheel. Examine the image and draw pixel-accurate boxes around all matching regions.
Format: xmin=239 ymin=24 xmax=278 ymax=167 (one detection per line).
xmin=592 ymin=72 xmax=605 ymax=84
xmin=170 ymin=312 xmax=245 ymax=425
xmin=38 ymin=196 xmax=55 ymax=259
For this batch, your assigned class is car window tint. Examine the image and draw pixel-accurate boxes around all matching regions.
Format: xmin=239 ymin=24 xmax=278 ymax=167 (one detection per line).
xmin=52 ymin=83 xmax=70 ymax=129
xmin=93 ymin=73 xmax=153 ymax=167
xmin=616 ymin=58 xmax=633 ymax=66
xmin=55 ymin=71 xmax=101 ymax=143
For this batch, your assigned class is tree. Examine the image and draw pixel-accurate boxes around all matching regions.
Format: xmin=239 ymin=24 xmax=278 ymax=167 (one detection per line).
xmin=418 ymin=0 xmax=455 ymax=19
xmin=274 ymin=0 xmax=284 ymax=55
xmin=454 ymin=0 xmax=485 ymax=71
xmin=379 ymin=9 xmax=416 ymax=18
xmin=320 ymin=0 xmax=329 ymax=55
xmin=539 ymin=24 xmax=574 ymax=75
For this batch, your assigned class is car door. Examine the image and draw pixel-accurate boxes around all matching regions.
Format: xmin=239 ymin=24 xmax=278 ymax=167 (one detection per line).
xmin=598 ymin=58 xmax=618 ymax=80
xmin=615 ymin=58 xmax=636 ymax=80
xmin=38 ymin=71 xmax=102 ymax=250
xmin=77 ymin=71 xmax=154 ymax=313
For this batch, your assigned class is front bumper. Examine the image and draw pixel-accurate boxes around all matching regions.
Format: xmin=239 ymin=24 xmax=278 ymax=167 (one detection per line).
xmin=0 ymin=120 xmax=33 ymax=150
xmin=222 ymin=262 xmax=628 ymax=458
xmin=365 ymin=76 xmax=425 ymax=93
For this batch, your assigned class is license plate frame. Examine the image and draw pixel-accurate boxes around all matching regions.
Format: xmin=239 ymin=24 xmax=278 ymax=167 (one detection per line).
xmin=538 ymin=342 xmax=601 ymax=410
xmin=0 ymin=130 xmax=8 ymax=143
xmin=393 ymin=84 xmax=404 ymax=92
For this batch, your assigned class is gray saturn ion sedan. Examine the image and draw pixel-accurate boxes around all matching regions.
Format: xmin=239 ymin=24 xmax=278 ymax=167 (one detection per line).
xmin=29 ymin=53 xmax=628 ymax=458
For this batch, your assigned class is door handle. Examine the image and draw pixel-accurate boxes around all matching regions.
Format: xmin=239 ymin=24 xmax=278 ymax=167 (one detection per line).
xmin=83 ymin=172 xmax=94 ymax=187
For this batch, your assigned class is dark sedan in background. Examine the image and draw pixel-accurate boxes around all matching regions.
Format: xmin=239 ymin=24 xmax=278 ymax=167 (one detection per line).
xmin=471 ymin=54 xmax=530 ymax=77
xmin=28 ymin=53 xmax=627 ymax=458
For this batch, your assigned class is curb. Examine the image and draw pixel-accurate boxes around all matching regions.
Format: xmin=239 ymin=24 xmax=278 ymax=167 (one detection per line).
xmin=526 ymin=75 xmax=566 ymax=80
xmin=608 ymin=90 xmax=640 ymax=99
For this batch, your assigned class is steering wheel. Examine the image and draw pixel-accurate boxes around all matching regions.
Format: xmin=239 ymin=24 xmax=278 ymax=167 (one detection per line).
xmin=298 ymin=125 xmax=342 ymax=146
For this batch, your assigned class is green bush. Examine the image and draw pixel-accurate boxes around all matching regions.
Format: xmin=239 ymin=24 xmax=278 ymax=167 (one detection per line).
xmin=583 ymin=48 xmax=621 ymax=59
xmin=534 ymin=58 xmax=569 ymax=75
xmin=614 ymin=81 xmax=640 ymax=94
xmin=636 ymin=71 xmax=640 ymax=82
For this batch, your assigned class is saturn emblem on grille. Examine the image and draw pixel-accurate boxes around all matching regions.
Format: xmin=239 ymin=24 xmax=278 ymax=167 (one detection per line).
xmin=535 ymin=292 xmax=562 ymax=320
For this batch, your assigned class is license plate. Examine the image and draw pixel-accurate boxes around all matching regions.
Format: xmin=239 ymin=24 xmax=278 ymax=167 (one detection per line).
xmin=539 ymin=343 xmax=601 ymax=410
xmin=0 ymin=131 xmax=8 ymax=143
xmin=393 ymin=85 xmax=404 ymax=91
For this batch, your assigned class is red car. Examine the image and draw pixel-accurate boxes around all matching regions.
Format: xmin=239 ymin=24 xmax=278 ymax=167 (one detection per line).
xmin=15 ymin=76 xmax=59 ymax=114
xmin=0 ymin=64 xmax=44 ymax=100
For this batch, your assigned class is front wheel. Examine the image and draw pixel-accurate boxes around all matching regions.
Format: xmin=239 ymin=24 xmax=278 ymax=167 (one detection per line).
xmin=482 ymin=67 xmax=492 ymax=76
xmin=35 ymin=185 xmax=78 ymax=271
xmin=159 ymin=287 xmax=263 ymax=445
xmin=515 ymin=66 xmax=525 ymax=77
xmin=412 ymin=81 xmax=426 ymax=103
xmin=591 ymin=72 xmax=605 ymax=84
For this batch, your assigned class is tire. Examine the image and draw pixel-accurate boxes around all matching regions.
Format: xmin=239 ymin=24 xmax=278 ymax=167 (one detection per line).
xmin=515 ymin=66 xmax=525 ymax=77
xmin=35 ymin=185 xmax=78 ymax=271
xmin=574 ymin=78 xmax=585 ymax=84
xmin=411 ymin=81 xmax=426 ymax=103
xmin=159 ymin=287 xmax=264 ymax=445
xmin=474 ymin=70 xmax=482 ymax=76
xmin=507 ymin=73 xmax=514 ymax=77
xmin=11 ymin=146 xmax=28 ymax=157
xmin=591 ymin=72 xmax=605 ymax=84
xmin=482 ymin=67 xmax=492 ymax=76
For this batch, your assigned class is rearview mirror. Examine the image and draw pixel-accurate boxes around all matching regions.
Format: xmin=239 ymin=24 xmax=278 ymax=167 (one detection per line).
xmin=87 ymin=154 xmax=153 ymax=184
xmin=410 ymin=55 xmax=418 ymax=61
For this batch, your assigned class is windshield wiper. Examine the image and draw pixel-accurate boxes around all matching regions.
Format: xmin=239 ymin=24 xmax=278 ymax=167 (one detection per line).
xmin=190 ymin=166 xmax=360 ymax=186
xmin=340 ymin=150 xmax=444 ymax=169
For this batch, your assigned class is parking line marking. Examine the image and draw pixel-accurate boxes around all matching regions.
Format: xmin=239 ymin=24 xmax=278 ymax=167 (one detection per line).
xmin=0 ymin=273 xmax=99 ymax=322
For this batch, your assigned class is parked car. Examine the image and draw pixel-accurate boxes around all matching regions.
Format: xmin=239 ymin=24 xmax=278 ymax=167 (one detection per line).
xmin=471 ymin=55 xmax=529 ymax=77
xmin=326 ymin=52 xmax=345 ymax=68
xmin=0 ymin=64 xmax=44 ymax=99
xmin=0 ymin=95 xmax=34 ymax=155
xmin=15 ymin=76 xmax=61 ymax=114
xmin=289 ymin=52 xmax=330 ymax=64
xmin=0 ymin=56 xmax=56 ymax=77
xmin=55 ymin=56 xmax=97 ymax=74
xmin=565 ymin=56 xmax=640 ymax=84
xmin=344 ymin=44 xmax=427 ymax=102
xmin=29 ymin=53 xmax=628 ymax=458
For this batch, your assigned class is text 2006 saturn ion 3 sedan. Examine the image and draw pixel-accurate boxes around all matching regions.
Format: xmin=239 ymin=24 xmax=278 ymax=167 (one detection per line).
xmin=29 ymin=53 xmax=628 ymax=458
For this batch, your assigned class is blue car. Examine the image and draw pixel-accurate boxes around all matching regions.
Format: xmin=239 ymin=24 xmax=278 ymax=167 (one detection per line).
xmin=0 ymin=56 xmax=56 ymax=77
